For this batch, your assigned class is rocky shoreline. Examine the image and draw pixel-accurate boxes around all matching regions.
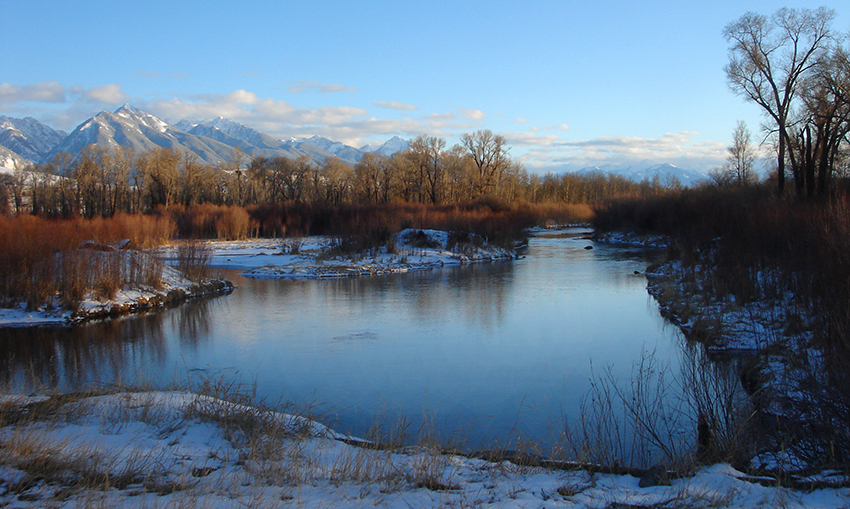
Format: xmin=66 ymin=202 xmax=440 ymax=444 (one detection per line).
xmin=68 ymin=278 xmax=233 ymax=324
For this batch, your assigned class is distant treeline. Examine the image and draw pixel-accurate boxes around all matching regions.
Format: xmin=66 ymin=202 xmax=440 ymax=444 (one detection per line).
xmin=0 ymin=130 xmax=680 ymax=220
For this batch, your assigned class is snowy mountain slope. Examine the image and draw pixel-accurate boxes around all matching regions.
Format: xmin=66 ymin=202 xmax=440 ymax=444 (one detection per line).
xmin=0 ymin=146 xmax=32 ymax=173
xmin=0 ymin=115 xmax=67 ymax=163
xmin=44 ymin=105 xmax=238 ymax=166
xmin=177 ymin=117 xmax=286 ymax=151
xmin=576 ymin=159 xmax=707 ymax=187
xmin=291 ymin=135 xmax=365 ymax=164
xmin=361 ymin=135 xmax=409 ymax=157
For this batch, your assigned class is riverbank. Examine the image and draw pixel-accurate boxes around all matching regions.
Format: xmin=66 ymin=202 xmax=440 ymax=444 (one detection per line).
xmin=200 ymin=228 xmax=517 ymax=279
xmin=0 ymin=390 xmax=846 ymax=508
xmin=0 ymin=228 xmax=513 ymax=327
xmin=594 ymin=230 xmax=835 ymax=475
xmin=0 ymin=259 xmax=232 ymax=328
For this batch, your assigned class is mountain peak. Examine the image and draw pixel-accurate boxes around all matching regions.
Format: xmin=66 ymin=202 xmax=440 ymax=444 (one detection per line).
xmin=114 ymin=103 xmax=139 ymax=114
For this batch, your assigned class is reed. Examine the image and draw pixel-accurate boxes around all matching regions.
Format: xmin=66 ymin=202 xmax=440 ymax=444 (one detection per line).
xmin=0 ymin=214 xmax=175 ymax=310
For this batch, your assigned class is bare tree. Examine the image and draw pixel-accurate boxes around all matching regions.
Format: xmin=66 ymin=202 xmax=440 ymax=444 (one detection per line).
xmin=354 ymin=152 xmax=390 ymax=203
xmin=461 ymin=129 xmax=511 ymax=196
xmin=796 ymin=43 xmax=850 ymax=196
xmin=724 ymin=7 xmax=836 ymax=194
xmin=712 ymin=120 xmax=758 ymax=187
xmin=408 ymin=135 xmax=446 ymax=204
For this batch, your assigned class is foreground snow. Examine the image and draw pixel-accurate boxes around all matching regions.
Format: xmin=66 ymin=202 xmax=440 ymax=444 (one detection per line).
xmin=0 ymin=391 xmax=846 ymax=508
xmin=204 ymin=229 xmax=516 ymax=279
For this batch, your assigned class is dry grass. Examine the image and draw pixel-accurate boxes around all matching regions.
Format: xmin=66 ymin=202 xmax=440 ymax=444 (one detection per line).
xmin=0 ymin=214 xmax=175 ymax=310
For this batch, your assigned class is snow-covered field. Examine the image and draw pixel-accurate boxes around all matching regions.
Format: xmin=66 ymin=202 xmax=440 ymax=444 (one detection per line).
xmin=1 ymin=391 xmax=846 ymax=508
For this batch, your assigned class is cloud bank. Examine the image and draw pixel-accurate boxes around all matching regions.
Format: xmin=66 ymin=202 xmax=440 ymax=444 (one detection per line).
xmin=0 ymin=81 xmax=728 ymax=171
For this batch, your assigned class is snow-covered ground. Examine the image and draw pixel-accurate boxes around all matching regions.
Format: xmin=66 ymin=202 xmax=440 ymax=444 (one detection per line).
xmin=201 ymin=228 xmax=516 ymax=279
xmin=0 ymin=391 xmax=846 ymax=508
xmin=3 ymin=230 xmax=848 ymax=506
xmin=0 ymin=252 xmax=231 ymax=328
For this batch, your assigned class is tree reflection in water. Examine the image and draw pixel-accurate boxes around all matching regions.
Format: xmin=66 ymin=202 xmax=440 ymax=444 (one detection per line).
xmin=0 ymin=296 xmax=219 ymax=392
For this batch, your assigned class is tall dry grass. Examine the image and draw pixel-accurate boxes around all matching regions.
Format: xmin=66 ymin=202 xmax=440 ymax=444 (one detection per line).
xmin=0 ymin=214 xmax=175 ymax=310
xmin=247 ymin=200 xmax=593 ymax=249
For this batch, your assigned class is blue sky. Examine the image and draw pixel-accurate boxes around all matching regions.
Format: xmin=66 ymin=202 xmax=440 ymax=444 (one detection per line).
xmin=1 ymin=1 xmax=846 ymax=172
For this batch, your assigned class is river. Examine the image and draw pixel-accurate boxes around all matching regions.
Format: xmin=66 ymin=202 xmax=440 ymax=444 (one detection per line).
xmin=0 ymin=228 xmax=683 ymax=454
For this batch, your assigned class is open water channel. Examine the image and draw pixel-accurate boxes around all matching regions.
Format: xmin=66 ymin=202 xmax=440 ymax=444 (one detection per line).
xmin=0 ymin=228 xmax=685 ymax=453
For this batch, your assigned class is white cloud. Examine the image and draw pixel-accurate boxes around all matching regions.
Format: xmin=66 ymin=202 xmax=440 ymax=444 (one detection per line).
xmin=458 ymin=108 xmax=486 ymax=121
xmin=518 ymin=132 xmax=727 ymax=172
xmin=85 ymin=84 xmax=129 ymax=104
xmin=530 ymin=123 xmax=569 ymax=132
xmin=287 ymin=81 xmax=357 ymax=93
xmin=373 ymin=101 xmax=417 ymax=111
xmin=0 ymin=81 xmax=66 ymax=103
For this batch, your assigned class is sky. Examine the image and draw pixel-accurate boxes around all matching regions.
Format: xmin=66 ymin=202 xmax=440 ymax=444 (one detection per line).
xmin=1 ymin=1 xmax=847 ymax=173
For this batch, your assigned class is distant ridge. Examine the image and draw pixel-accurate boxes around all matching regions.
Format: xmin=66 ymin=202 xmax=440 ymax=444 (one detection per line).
xmin=0 ymin=105 xmax=411 ymax=169
xmin=575 ymin=159 xmax=707 ymax=187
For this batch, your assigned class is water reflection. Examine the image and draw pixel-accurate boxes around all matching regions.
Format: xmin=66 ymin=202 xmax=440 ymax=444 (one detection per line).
xmin=0 ymin=229 xmax=683 ymax=452
xmin=0 ymin=297 xmax=228 ymax=391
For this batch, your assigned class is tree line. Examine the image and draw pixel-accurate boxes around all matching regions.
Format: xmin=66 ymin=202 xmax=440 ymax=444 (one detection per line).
xmin=0 ymin=130 xmax=678 ymax=219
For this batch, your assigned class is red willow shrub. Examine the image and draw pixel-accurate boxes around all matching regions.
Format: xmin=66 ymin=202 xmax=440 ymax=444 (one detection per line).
xmin=245 ymin=200 xmax=593 ymax=247
xmin=0 ymin=214 xmax=177 ymax=310
xmin=0 ymin=199 xmax=591 ymax=309
xmin=167 ymin=204 xmax=251 ymax=240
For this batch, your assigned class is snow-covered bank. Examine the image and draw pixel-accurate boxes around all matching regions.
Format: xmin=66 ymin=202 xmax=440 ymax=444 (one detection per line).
xmin=0 ymin=391 xmax=846 ymax=508
xmin=0 ymin=255 xmax=232 ymax=328
xmin=640 ymin=242 xmax=836 ymax=473
xmin=593 ymin=229 xmax=672 ymax=249
xmin=206 ymin=228 xmax=517 ymax=279
xmin=0 ymin=229 xmax=513 ymax=327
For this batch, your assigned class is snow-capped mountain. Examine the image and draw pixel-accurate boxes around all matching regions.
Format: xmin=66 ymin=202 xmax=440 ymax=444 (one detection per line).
xmin=292 ymin=135 xmax=365 ymax=163
xmin=0 ymin=146 xmax=32 ymax=173
xmin=575 ymin=160 xmax=707 ymax=187
xmin=0 ymin=116 xmax=67 ymax=163
xmin=0 ymin=105 xmax=410 ymax=169
xmin=177 ymin=118 xmax=340 ymax=164
xmin=44 ymin=105 xmax=238 ymax=166
xmin=361 ymin=136 xmax=409 ymax=157
xmin=175 ymin=117 xmax=287 ymax=151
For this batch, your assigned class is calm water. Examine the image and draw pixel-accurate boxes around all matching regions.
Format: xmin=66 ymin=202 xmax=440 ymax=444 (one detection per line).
xmin=0 ymin=228 xmax=682 ymax=449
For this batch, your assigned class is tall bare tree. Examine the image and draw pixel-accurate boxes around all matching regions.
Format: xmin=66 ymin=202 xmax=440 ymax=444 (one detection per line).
xmin=796 ymin=43 xmax=850 ymax=196
xmin=461 ymin=129 xmax=511 ymax=197
xmin=711 ymin=120 xmax=758 ymax=187
xmin=724 ymin=7 xmax=836 ymax=194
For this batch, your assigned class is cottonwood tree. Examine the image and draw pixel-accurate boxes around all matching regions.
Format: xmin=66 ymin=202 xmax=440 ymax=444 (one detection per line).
xmin=711 ymin=121 xmax=758 ymax=187
xmin=724 ymin=7 xmax=836 ymax=194
xmin=461 ymin=129 xmax=511 ymax=197
xmin=408 ymin=135 xmax=446 ymax=203
xmin=317 ymin=157 xmax=354 ymax=205
xmin=137 ymin=147 xmax=180 ymax=209
xmin=354 ymin=152 xmax=391 ymax=203
xmin=794 ymin=43 xmax=850 ymax=196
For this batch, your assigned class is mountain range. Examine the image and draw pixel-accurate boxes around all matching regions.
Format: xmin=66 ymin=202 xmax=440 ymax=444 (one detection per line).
xmin=0 ymin=105 xmax=409 ymax=171
xmin=0 ymin=105 xmax=708 ymax=186
xmin=574 ymin=160 xmax=707 ymax=186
